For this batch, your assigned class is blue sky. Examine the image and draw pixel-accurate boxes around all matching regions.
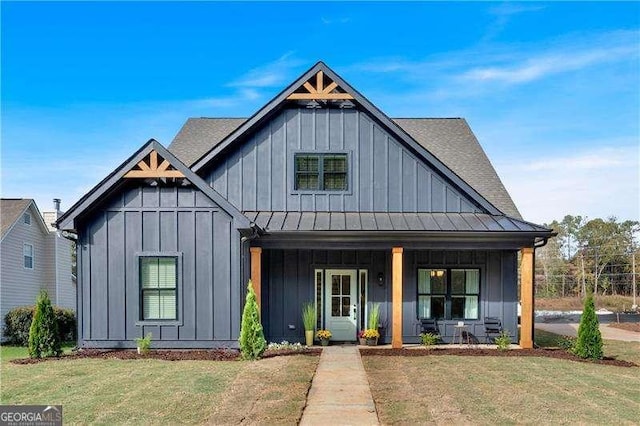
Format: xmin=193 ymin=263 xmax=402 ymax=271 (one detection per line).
xmin=2 ymin=2 xmax=638 ymax=224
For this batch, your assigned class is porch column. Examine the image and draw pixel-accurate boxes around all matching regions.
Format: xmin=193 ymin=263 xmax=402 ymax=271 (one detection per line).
xmin=250 ymin=247 xmax=262 ymax=313
xmin=520 ymin=247 xmax=534 ymax=349
xmin=392 ymin=247 xmax=403 ymax=349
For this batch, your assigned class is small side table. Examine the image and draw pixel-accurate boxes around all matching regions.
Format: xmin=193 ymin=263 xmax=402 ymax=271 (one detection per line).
xmin=451 ymin=324 xmax=471 ymax=345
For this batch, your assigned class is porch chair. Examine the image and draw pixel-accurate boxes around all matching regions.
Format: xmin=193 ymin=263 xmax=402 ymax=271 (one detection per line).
xmin=420 ymin=318 xmax=439 ymax=335
xmin=484 ymin=317 xmax=503 ymax=343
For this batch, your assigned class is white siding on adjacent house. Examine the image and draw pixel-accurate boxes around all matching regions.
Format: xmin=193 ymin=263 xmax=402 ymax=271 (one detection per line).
xmin=1 ymin=203 xmax=76 ymax=338
xmin=52 ymin=232 xmax=75 ymax=310
xmin=1 ymin=204 xmax=52 ymax=330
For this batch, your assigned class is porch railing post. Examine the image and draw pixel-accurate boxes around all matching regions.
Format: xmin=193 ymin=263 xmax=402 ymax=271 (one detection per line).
xmin=250 ymin=247 xmax=262 ymax=313
xmin=520 ymin=247 xmax=534 ymax=349
xmin=392 ymin=247 xmax=403 ymax=349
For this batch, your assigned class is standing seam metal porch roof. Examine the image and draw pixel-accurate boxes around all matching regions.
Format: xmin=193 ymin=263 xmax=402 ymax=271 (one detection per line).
xmin=169 ymin=117 xmax=521 ymax=219
xmin=243 ymin=211 xmax=549 ymax=233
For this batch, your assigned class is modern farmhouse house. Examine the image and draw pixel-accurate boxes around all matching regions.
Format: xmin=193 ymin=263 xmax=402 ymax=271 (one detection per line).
xmin=57 ymin=62 xmax=553 ymax=349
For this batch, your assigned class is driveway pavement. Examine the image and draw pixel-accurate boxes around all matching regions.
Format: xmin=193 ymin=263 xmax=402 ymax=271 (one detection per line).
xmin=535 ymin=322 xmax=639 ymax=342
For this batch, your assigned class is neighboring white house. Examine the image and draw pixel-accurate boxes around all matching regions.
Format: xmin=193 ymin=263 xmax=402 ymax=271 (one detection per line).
xmin=0 ymin=198 xmax=75 ymax=336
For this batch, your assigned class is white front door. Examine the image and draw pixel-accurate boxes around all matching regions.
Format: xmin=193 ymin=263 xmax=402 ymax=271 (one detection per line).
xmin=325 ymin=269 xmax=358 ymax=341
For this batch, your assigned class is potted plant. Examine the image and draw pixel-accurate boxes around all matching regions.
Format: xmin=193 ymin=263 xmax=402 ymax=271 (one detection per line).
xmin=135 ymin=332 xmax=152 ymax=355
xmin=316 ymin=329 xmax=332 ymax=346
xmin=368 ymin=303 xmax=380 ymax=331
xmin=302 ymin=303 xmax=316 ymax=346
xmin=363 ymin=328 xmax=380 ymax=346
xmin=358 ymin=330 xmax=366 ymax=346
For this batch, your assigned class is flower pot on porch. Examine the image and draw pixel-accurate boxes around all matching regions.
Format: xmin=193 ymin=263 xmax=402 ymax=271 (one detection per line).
xmin=366 ymin=338 xmax=378 ymax=346
xmin=305 ymin=330 xmax=314 ymax=346
xmin=320 ymin=338 xmax=330 ymax=346
xmin=359 ymin=338 xmax=366 ymax=346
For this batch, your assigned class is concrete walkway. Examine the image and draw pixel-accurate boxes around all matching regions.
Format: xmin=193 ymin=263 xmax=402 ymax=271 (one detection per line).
xmin=300 ymin=345 xmax=379 ymax=426
xmin=536 ymin=322 xmax=639 ymax=342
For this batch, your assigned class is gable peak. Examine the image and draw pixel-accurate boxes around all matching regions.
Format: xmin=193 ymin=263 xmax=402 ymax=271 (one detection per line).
xmin=287 ymin=69 xmax=354 ymax=101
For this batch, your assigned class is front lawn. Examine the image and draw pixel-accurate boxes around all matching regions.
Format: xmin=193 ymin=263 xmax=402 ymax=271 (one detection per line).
xmin=363 ymin=334 xmax=640 ymax=424
xmin=1 ymin=349 xmax=318 ymax=424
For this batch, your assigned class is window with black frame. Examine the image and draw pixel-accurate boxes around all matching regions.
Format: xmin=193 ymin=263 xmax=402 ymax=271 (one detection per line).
xmin=140 ymin=257 xmax=177 ymax=320
xmin=417 ymin=268 xmax=479 ymax=320
xmin=295 ymin=153 xmax=347 ymax=191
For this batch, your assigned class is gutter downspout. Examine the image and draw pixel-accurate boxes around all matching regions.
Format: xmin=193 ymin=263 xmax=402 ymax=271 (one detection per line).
xmin=240 ymin=224 xmax=261 ymax=292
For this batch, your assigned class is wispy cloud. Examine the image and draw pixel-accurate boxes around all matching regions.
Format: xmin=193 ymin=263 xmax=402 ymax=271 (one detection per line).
xmin=345 ymin=30 xmax=639 ymax=100
xmin=461 ymin=44 xmax=636 ymax=84
xmin=321 ymin=16 xmax=351 ymax=25
xmin=497 ymin=144 xmax=639 ymax=223
xmin=228 ymin=52 xmax=305 ymax=89
xmin=483 ymin=3 xmax=546 ymax=41
xmin=185 ymin=53 xmax=305 ymax=112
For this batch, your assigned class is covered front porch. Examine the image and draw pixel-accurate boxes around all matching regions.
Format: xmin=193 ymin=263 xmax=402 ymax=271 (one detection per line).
xmin=248 ymin=242 xmax=536 ymax=349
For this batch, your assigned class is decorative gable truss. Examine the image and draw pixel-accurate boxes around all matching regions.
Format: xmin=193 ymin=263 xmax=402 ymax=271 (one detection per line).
xmin=124 ymin=150 xmax=185 ymax=179
xmin=286 ymin=71 xmax=354 ymax=100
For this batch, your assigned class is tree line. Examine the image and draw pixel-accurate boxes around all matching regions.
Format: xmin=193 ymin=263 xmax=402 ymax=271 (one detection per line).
xmin=535 ymin=215 xmax=639 ymax=298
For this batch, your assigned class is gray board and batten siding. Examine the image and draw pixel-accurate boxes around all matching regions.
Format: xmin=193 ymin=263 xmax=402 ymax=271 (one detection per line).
xmin=261 ymin=248 xmax=518 ymax=344
xmin=202 ymin=107 xmax=483 ymax=214
xmin=76 ymin=181 xmax=245 ymax=349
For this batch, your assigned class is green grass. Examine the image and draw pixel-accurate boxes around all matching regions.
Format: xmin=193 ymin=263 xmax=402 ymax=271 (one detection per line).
xmin=364 ymin=336 xmax=640 ymax=425
xmin=1 ymin=350 xmax=318 ymax=424
xmin=1 ymin=343 xmax=75 ymax=361
xmin=535 ymin=328 xmax=640 ymax=365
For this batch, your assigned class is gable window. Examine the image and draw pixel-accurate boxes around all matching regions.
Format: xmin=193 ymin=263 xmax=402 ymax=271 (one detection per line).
xmin=140 ymin=257 xmax=177 ymax=320
xmin=23 ymin=244 xmax=34 ymax=269
xmin=23 ymin=213 xmax=31 ymax=225
xmin=294 ymin=153 xmax=348 ymax=191
xmin=418 ymin=268 xmax=479 ymax=320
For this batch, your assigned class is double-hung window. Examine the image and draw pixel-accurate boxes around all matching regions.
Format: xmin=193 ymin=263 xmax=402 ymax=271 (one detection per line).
xmin=23 ymin=213 xmax=31 ymax=225
xmin=294 ymin=153 xmax=348 ymax=191
xmin=418 ymin=268 xmax=480 ymax=320
xmin=140 ymin=257 xmax=177 ymax=320
xmin=23 ymin=244 xmax=34 ymax=269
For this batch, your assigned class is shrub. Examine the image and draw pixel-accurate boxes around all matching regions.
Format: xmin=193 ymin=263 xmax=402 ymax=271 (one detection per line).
xmin=4 ymin=305 xmax=76 ymax=345
xmin=238 ymin=281 xmax=266 ymax=360
xmin=494 ymin=330 xmax=512 ymax=350
xmin=136 ymin=333 xmax=152 ymax=355
xmin=301 ymin=303 xmax=315 ymax=331
xmin=420 ymin=332 xmax=439 ymax=346
xmin=573 ymin=293 xmax=603 ymax=360
xmin=28 ymin=290 xmax=61 ymax=358
xmin=558 ymin=335 xmax=576 ymax=351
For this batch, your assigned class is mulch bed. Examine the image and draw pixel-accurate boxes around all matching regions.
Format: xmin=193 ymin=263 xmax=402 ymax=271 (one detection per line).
xmin=359 ymin=347 xmax=637 ymax=368
xmin=607 ymin=322 xmax=640 ymax=333
xmin=10 ymin=347 xmax=321 ymax=365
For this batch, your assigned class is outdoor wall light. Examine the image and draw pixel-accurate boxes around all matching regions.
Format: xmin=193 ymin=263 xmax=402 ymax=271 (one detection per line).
xmin=377 ymin=272 xmax=384 ymax=286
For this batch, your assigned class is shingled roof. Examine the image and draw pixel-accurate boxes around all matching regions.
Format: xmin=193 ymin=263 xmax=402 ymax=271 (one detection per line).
xmin=169 ymin=117 xmax=521 ymax=218
xmin=1 ymin=198 xmax=33 ymax=239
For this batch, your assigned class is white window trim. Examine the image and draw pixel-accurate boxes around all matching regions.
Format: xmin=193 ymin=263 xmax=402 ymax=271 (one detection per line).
xmin=23 ymin=212 xmax=31 ymax=225
xmin=23 ymin=243 xmax=34 ymax=270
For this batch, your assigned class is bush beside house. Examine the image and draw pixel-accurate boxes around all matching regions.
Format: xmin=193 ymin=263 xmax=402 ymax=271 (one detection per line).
xmin=28 ymin=290 xmax=62 ymax=358
xmin=573 ymin=292 xmax=604 ymax=360
xmin=238 ymin=281 xmax=266 ymax=360
xmin=4 ymin=305 xmax=76 ymax=345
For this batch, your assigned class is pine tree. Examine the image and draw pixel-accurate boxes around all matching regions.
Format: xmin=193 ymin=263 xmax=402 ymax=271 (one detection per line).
xmin=573 ymin=292 xmax=603 ymax=360
xmin=238 ymin=281 xmax=266 ymax=360
xmin=28 ymin=290 xmax=61 ymax=358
